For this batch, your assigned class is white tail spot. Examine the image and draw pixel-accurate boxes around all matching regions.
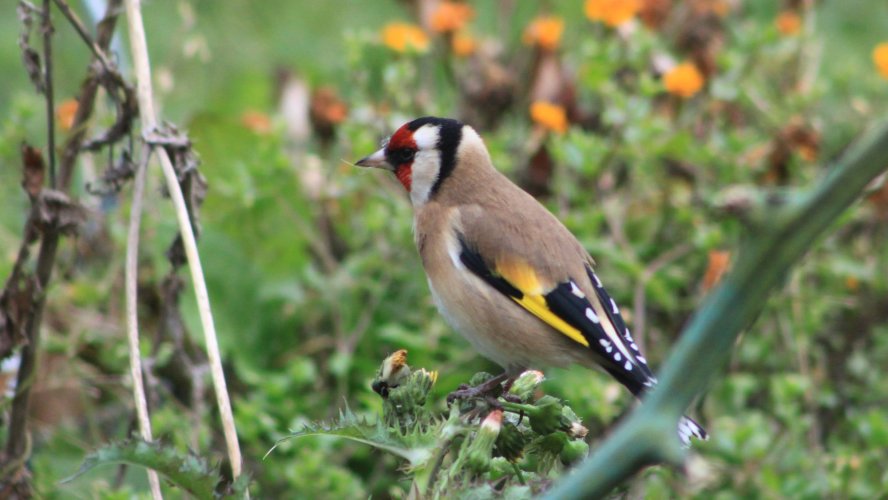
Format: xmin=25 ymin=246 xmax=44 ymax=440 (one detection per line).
xmin=624 ymin=360 xmax=632 ymax=371
xmin=610 ymin=298 xmax=619 ymax=314
xmin=585 ymin=308 xmax=600 ymax=324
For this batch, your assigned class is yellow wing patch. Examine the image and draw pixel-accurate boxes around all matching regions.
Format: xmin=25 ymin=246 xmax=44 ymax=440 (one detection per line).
xmin=512 ymin=294 xmax=590 ymax=347
xmin=495 ymin=257 xmax=544 ymax=295
xmin=494 ymin=257 xmax=590 ymax=348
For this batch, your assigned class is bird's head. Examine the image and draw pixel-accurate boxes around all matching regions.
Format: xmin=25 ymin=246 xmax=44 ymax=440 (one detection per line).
xmin=357 ymin=116 xmax=484 ymax=206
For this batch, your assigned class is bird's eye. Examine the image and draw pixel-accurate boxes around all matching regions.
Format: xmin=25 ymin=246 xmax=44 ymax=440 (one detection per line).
xmin=392 ymin=148 xmax=416 ymax=164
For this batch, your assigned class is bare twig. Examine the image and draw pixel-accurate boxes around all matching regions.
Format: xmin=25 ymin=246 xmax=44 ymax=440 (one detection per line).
xmin=51 ymin=0 xmax=114 ymax=71
xmin=58 ymin=0 xmax=125 ymax=191
xmin=42 ymin=0 xmax=56 ymax=188
xmin=79 ymin=69 xmax=137 ymax=152
xmin=123 ymin=0 xmax=244 ymax=483
xmin=125 ymin=146 xmax=163 ymax=499
xmin=4 ymin=226 xmax=60 ymax=483
xmin=631 ymin=244 xmax=693 ymax=353
xmin=2 ymin=1 xmax=125 ymax=491
xmin=18 ymin=1 xmax=44 ymax=94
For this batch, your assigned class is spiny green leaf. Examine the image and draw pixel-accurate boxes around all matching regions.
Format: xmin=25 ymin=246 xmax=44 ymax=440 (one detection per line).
xmin=268 ymin=405 xmax=440 ymax=468
xmin=62 ymin=439 xmax=247 ymax=499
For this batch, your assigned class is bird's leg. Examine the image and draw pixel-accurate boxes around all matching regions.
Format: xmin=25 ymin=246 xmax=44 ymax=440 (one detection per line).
xmin=501 ymin=377 xmax=516 ymax=393
xmin=446 ymin=372 xmax=510 ymax=405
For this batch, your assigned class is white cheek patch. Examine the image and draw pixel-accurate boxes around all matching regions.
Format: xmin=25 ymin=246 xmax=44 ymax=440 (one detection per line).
xmin=410 ymin=151 xmax=440 ymax=206
xmin=408 ymin=125 xmax=442 ymax=206
xmin=413 ymin=126 xmax=440 ymax=150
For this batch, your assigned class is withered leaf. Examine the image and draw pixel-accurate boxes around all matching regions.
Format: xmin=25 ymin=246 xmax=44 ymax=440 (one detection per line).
xmin=21 ymin=142 xmax=45 ymax=198
xmin=31 ymin=190 xmax=87 ymax=237
xmin=18 ymin=2 xmax=45 ymax=94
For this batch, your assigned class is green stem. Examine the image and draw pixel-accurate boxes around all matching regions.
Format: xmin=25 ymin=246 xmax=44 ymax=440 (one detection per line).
xmin=500 ymin=401 xmax=537 ymax=415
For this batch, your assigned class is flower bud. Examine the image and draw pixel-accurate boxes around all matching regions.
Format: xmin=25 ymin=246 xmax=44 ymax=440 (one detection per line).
xmin=538 ymin=430 xmax=569 ymax=454
xmin=405 ymin=368 xmax=438 ymax=406
xmin=465 ymin=409 xmax=503 ymax=473
xmin=560 ymin=439 xmax=589 ymax=465
xmin=488 ymin=457 xmax=512 ymax=482
xmin=495 ymin=421 xmax=528 ymax=462
xmin=382 ymin=362 xmax=437 ymax=426
xmin=372 ymin=349 xmax=411 ymax=398
xmin=567 ymin=421 xmax=589 ymax=439
xmin=561 ymin=405 xmax=588 ymax=439
xmin=528 ymin=395 xmax=565 ymax=435
xmin=508 ymin=370 xmax=545 ymax=402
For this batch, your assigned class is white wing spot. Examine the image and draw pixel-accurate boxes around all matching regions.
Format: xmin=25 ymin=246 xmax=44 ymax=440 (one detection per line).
xmin=593 ymin=273 xmax=603 ymax=288
xmin=606 ymin=345 xmax=613 ymax=353
xmin=570 ymin=282 xmax=585 ymax=298
xmin=614 ymin=352 xmax=621 ymax=362
xmin=624 ymin=360 xmax=632 ymax=371
xmin=637 ymin=356 xmax=647 ymax=364
xmin=630 ymin=343 xmax=639 ymax=351
xmin=610 ymin=298 xmax=619 ymax=314
xmin=585 ymin=308 xmax=600 ymax=324
xmin=599 ymin=339 xmax=610 ymax=347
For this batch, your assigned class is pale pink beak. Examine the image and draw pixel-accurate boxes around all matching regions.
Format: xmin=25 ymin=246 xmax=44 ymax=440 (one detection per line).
xmin=355 ymin=148 xmax=392 ymax=170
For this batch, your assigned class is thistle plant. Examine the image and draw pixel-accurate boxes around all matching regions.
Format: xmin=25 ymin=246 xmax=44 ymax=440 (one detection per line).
xmin=274 ymin=351 xmax=592 ymax=498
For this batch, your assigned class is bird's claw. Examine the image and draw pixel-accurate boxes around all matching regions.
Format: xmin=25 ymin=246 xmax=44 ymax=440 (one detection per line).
xmin=446 ymin=372 xmax=510 ymax=406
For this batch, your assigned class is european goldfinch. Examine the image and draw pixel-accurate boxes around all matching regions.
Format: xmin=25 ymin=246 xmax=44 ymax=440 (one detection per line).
xmin=356 ymin=117 xmax=707 ymax=445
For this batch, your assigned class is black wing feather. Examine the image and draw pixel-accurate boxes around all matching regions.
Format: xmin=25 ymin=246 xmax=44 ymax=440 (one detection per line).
xmin=456 ymin=238 xmax=708 ymax=444
xmin=456 ymin=236 xmax=656 ymax=394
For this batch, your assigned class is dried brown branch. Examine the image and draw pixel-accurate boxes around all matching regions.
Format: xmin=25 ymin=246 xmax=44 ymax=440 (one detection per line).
xmin=0 ymin=0 xmax=126 ymax=493
xmin=51 ymin=0 xmax=115 ymax=71
xmin=58 ymin=0 xmax=126 ymax=191
xmin=79 ymin=68 xmax=138 ymax=151
xmin=17 ymin=1 xmax=43 ymax=94
xmin=38 ymin=0 xmax=58 ymax=188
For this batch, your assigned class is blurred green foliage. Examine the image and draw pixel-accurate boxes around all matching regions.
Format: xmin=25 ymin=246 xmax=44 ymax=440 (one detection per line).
xmin=1 ymin=0 xmax=887 ymax=497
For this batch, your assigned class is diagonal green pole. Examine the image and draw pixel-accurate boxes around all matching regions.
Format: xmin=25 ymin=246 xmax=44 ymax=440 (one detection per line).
xmin=544 ymin=121 xmax=888 ymax=499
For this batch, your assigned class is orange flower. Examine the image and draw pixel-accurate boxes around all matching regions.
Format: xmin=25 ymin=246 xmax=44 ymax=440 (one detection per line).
xmin=775 ymin=11 xmax=801 ymax=36
xmin=664 ymin=62 xmax=705 ymax=98
xmin=701 ymin=250 xmax=731 ymax=292
xmin=57 ymin=99 xmax=79 ymax=131
xmin=530 ymin=101 xmax=568 ymax=134
xmin=873 ymin=42 xmax=888 ymax=80
xmin=689 ymin=0 xmax=731 ymax=17
xmin=241 ymin=110 xmax=272 ymax=134
xmin=451 ymin=32 xmax=477 ymax=57
xmin=311 ymin=87 xmax=348 ymax=125
xmin=382 ymin=22 xmax=430 ymax=53
xmin=430 ymin=1 xmax=474 ymax=33
xmin=584 ymin=0 xmax=641 ymax=27
xmin=522 ymin=16 xmax=564 ymax=51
